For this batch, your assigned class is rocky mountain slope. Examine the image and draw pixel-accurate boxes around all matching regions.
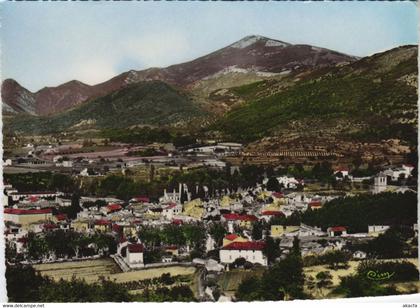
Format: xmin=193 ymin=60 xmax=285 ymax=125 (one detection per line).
xmin=2 ymin=35 xmax=357 ymax=116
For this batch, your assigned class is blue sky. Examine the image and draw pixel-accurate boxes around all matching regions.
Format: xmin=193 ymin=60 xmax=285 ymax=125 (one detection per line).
xmin=1 ymin=1 xmax=417 ymax=92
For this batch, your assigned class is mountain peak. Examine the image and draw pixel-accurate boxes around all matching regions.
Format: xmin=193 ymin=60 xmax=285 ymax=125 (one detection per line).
xmin=229 ymin=35 xmax=290 ymax=49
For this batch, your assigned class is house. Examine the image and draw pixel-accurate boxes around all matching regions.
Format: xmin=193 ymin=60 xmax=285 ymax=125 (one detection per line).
xmin=220 ymin=241 xmax=267 ymax=266
xmin=286 ymin=224 xmax=326 ymax=238
xmin=308 ymin=201 xmax=322 ymax=210
xmin=353 ymin=250 xmax=367 ymax=260
xmin=270 ymin=225 xmax=300 ymax=238
xmin=368 ymin=225 xmax=390 ymax=236
xmin=56 ymin=197 xmax=72 ymax=207
xmin=71 ymin=219 xmax=91 ymax=232
xmin=116 ymin=240 xmax=145 ymax=270
xmin=102 ymin=203 xmax=123 ymax=215
xmin=162 ymin=202 xmax=182 ymax=220
xmin=260 ymin=210 xmax=284 ymax=223
xmin=4 ymin=208 xmax=53 ymax=225
xmin=93 ymin=219 xmax=112 ymax=233
xmin=130 ymin=196 xmax=150 ymax=204
xmin=372 ymin=172 xmax=387 ymax=194
xmin=222 ymin=234 xmax=248 ymax=247
xmin=383 ymin=164 xmax=414 ymax=181
xmin=327 ymin=226 xmax=347 ymax=237
xmin=9 ymin=191 xmax=62 ymax=202
xmin=334 ymin=168 xmax=350 ymax=180
xmin=221 ymin=213 xmax=258 ymax=229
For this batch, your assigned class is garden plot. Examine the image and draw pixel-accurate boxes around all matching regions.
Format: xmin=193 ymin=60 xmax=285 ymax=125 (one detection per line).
xmin=34 ymin=259 xmax=196 ymax=285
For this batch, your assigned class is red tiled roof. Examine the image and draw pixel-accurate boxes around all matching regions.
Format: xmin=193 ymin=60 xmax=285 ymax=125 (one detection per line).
xmin=128 ymin=243 xmax=144 ymax=253
xmin=112 ymin=224 xmax=121 ymax=232
xmin=222 ymin=213 xmax=258 ymax=222
xmin=43 ymin=223 xmax=58 ymax=230
xmin=222 ymin=241 xmax=266 ymax=251
xmin=95 ymin=219 xmax=111 ymax=226
xmin=164 ymin=203 xmax=177 ymax=210
xmin=165 ymin=245 xmax=178 ymax=250
xmin=309 ymin=201 xmax=322 ymax=207
xmin=261 ymin=211 xmax=284 ymax=216
xmin=272 ymin=192 xmax=284 ymax=198
xmin=28 ymin=196 xmax=39 ymax=202
xmin=4 ymin=208 xmax=52 ymax=215
xmin=328 ymin=226 xmax=347 ymax=232
xmin=172 ymin=219 xmax=183 ymax=225
xmin=55 ymin=214 xmax=67 ymax=221
xmin=133 ymin=196 xmax=150 ymax=203
xmin=225 ymin=234 xmax=239 ymax=241
xmin=10 ymin=191 xmax=57 ymax=196
xmin=335 ymin=168 xmax=349 ymax=173
xmin=107 ymin=204 xmax=122 ymax=212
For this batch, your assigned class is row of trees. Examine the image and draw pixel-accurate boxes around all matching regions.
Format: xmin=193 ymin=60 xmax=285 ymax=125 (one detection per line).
xmin=9 ymin=230 xmax=116 ymax=263
xmin=302 ymin=191 xmax=417 ymax=233
xmin=5 ymin=172 xmax=75 ymax=193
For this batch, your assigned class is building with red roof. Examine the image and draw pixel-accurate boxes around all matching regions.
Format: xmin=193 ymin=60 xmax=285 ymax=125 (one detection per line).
xmin=225 ymin=234 xmax=239 ymax=241
xmin=272 ymin=192 xmax=284 ymax=199
xmin=104 ymin=203 xmax=122 ymax=214
xmin=220 ymin=241 xmax=267 ymax=266
xmin=327 ymin=226 xmax=348 ymax=237
xmin=4 ymin=208 xmax=53 ymax=225
xmin=131 ymin=196 xmax=150 ymax=203
xmin=308 ymin=201 xmax=322 ymax=210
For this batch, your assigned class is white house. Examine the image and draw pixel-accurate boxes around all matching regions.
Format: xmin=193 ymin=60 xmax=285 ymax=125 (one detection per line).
xmin=162 ymin=203 xmax=182 ymax=220
xmin=383 ymin=164 xmax=414 ymax=181
xmin=368 ymin=225 xmax=390 ymax=235
xmin=327 ymin=226 xmax=348 ymax=237
xmin=116 ymin=240 xmax=144 ymax=269
xmin=353 ymin=250 xmax=367 ymax=260
xmin=372 ymin=173 xmax=387 ymax=194
xmin=219 ymin=241 xmax=267 ymax=266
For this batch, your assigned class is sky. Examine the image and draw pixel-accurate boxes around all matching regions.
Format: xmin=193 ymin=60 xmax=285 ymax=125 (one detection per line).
xmin=1 ymin=1 xmax=418 ymax=92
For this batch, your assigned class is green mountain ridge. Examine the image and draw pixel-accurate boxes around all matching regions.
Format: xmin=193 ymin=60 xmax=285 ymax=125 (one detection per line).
xmin=5 ymin=81 xmax=204 ymax=135
xmin=214 ymin=45 xmax=418 ymax=145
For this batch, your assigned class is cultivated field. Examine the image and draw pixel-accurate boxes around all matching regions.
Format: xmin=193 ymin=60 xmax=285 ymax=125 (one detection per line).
xmin=34 ymin=258 xmax=196 ymax=284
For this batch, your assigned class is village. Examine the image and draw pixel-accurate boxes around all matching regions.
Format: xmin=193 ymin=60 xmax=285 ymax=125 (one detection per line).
xmin=3 ymin=139 xmax=419 ymax=301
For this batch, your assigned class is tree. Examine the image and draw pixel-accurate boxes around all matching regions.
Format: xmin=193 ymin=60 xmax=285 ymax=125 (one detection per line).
xmin=208 ymin=223 xmax=226 ymax=247
xmin=235 ymin=277 xmax=263 ymax=301
xmin=335 ymin=274 xmax=399 ymax=298
xmin=266 ymin=177 xmax=281 ymax=192
xmin=252 ymin=221 xmax=264 ymax=240
xmin=323 ymin=250 xmax=349 ymax=269
xmin=366 ymin=228 xmax=407 ymax=258
xmin=263 ymin=236 xmax=280 ymax=264
xmin=315 ymin=271 xmax=333 ymax=296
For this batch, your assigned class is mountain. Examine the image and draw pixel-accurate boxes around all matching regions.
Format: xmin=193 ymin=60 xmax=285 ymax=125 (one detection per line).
xmin=215 ymin=45 xmax=418 ymax=146
xmin=5 ymin=81 xmax=204 ymax=135
xmin=2 ymin=35 xmax=357 ymax=116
